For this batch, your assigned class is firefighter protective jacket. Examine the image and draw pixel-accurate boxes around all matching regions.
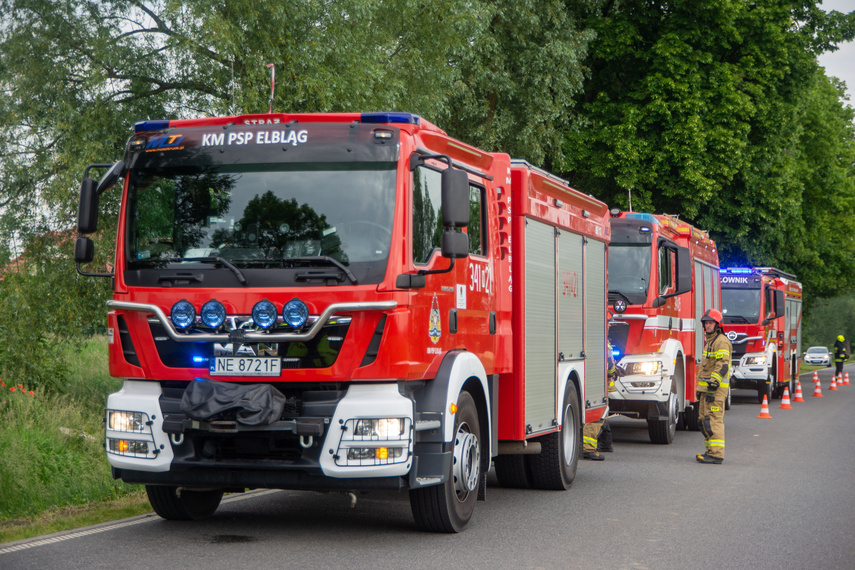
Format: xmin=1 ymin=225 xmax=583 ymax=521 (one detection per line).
xmin=834 ymin=339 xmax=847 ymax=363
xmin=698 ymin=330 xmax=732 ymax=388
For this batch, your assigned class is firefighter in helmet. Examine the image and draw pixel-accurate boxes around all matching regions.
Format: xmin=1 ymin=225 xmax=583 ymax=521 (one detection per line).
xmin=696 ymin=309 xmax=731 ymax=464
xmin=583 ymin=341 xmax=618 ymax=460
xmin=833 ymin=334 xmax=847 ymax=378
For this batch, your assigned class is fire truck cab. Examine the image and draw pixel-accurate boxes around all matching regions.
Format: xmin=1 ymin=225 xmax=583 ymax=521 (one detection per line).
xmin=720 ymin=267 xmax=802 ymax=404
xmin=607 ymin=212 xmax=720 ymax=443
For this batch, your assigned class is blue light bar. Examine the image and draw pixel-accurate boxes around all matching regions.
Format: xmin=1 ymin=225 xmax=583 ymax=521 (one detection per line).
xmin=623 ymin=213 xmax=660 ymax=225
xmin=192 ymin=356 xmax=207 ymax=364
xmin=134 ymin=120 xmax=170 ymax=133
xmin=360 ymin=112 xmax=420 ymax=125
xmin=723 ymin=267 xmax=754 ymax=274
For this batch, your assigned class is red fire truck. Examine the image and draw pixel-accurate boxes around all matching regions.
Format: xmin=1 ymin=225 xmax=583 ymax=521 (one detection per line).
xmin=720 ymin=267 xmax=803 ymax=404
xmin=74 ymin=112 xmax=610 ymax=532
xmin=607 ymin=212 xmax=720 ymax=443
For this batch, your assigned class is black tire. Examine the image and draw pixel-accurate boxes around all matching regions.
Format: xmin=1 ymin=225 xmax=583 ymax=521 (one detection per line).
xmin=724 ymin=386 xmax=731 ymax=411
xmin=410 ymin=391 xmax=482 ymax=533
xmin=528 ymin=382 xmax=580 ymax=490
xmin=683 ymin=402 xmax=700 ymax=431
xmin=648 ymin=390 xmax=678 ymax=444
xmin=759 ymin=368 xmax=774 ymax=403
xmin=494 ymin=455 xmax=532 ymax=489
xmin=146 ymin=485 xmax=223 ymax=521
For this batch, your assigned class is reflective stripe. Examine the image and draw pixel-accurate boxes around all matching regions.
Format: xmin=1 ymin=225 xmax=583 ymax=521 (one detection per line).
xmin=710 ymin=406 xmax=720 ymax=412
xmin=583 ymin=436 xmax=598 ymax=446
xmin=707 ymin=440 xmax=725 ymax=447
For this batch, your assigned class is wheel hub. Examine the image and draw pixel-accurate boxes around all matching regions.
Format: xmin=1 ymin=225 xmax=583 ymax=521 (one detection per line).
xmin=453 ymin=428 xmax=480 ymax=496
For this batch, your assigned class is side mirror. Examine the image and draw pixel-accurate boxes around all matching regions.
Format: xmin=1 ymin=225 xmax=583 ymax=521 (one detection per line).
xmin=651 ymin=296 xmax=666 ymax=308
xmin=772 ymin=289 xmax=785 ymax=317
xmin=441 ymin=230 xmax=469 ymax=259
xmin=441 ymin=168 xmax=469 ymax=228
xmin=74 ymin=236 xmax=94 ymax=264
xmin=674 ymin=246 xmax=692 ymax=295
xmin=95 ymin=160 xmax=125 ymax=195
xmin=78 ymin=178 xmax=99 ymax=234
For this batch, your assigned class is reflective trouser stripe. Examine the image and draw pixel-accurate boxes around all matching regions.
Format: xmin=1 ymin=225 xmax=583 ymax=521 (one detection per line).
xmin=583 ymin=436 xmax=598 ymax=446
xmin=707 ymin=439 xmax=725 ymax=447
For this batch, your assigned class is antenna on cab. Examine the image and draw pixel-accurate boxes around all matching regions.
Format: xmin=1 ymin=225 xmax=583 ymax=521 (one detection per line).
xmin=266 ymin=63 xmax=275 ymax=114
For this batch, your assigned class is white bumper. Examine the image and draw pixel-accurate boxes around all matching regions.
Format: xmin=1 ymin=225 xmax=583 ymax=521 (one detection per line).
xmin=105 ymin=380 xmax=173 ymax=473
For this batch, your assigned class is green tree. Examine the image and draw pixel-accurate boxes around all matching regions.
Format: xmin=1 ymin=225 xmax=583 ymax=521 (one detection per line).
xmin=564 ymin=0 xmax=855 ymax=297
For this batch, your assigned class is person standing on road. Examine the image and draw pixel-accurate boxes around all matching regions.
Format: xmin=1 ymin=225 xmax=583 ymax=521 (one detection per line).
xmin=833 ymin=334 xmax=847 ymax=378
xmin=696 ymin=309 xmax=731 ymax=465
xmin=583 ymin=341 xmax=618 ymax=460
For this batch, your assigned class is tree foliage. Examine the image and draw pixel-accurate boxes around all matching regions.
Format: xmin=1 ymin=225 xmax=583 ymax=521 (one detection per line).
xmin=564 ymin=0 xmax=855 ymax=298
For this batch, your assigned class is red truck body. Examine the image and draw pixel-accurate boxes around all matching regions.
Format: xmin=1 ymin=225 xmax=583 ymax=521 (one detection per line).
xmin=76 ymin=112 xmax=609 ymax=532
xmin=720 ymin=267 xmax=803 ymax=403
xmin=607 ymin=213 xmax=720 ymax=443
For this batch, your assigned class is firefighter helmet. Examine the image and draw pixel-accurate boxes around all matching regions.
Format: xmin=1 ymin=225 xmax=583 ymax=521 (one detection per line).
xmin=701 ymin=309 xmax=723 ymax=325
xmin=838 ymin=335 xmax=845 ymax=342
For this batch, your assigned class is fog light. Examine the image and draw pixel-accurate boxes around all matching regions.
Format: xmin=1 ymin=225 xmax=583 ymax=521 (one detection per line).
xmin=170 ymin=300 xmax=196 ymax=329
xmin=252 ymin=299 xmax=278 ymax=329
xmin=108 ymin=438 xmax=149 ymax=455
xmin=200 ymin=299 xmax=226 ymax=328
xmin=282 ymin=298 xmax=309 ymax=328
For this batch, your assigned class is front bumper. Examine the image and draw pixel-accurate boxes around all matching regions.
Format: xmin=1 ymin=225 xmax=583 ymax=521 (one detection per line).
xmin=106 ymin=380 xmax=447 ymax=491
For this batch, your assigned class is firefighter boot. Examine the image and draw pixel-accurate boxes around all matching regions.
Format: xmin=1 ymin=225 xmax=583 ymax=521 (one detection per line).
xmin=696 ymin=453 xmax=723 ymax=464
xmin=583 ymin=451 xmax=605 ymax=461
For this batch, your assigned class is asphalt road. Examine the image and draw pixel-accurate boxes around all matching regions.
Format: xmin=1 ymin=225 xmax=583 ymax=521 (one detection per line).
xmin=3 ymin=365 xmax=854 ymax=569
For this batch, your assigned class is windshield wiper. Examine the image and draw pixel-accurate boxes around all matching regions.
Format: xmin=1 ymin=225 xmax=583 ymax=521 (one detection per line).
xmin=280 ymin=256 xmax=357 ymax=284
xmin=723 ymin=315 xmax=750 ymax=324
xmin=183 ymin=257 xmax=248 ymax=286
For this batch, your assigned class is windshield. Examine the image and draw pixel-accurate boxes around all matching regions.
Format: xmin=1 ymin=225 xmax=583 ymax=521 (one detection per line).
xmin=608 ymin=244 xmax=652 ymax=305
xmin=125 ymin=163 xmax=396 ymax=285
xmin=721 ymin=288 xmax=761 ymax=323
xmin=806 ymin=347 xmax=827 ymax=354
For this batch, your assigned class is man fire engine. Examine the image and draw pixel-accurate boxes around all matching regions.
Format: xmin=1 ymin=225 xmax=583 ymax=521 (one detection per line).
xmin=607 ymin=212 xmax=720 ymax=444
xmin=720 ymin=267 xmax=802 ymax=404
xmin=74 ymin=111 xmax=610 ymax=532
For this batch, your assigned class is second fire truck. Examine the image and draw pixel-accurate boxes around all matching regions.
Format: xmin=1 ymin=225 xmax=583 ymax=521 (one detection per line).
xmin=607 ymin=212 xmax=721 ymax=444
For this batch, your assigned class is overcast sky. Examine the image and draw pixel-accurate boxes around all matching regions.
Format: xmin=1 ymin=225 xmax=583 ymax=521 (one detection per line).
xmin=817 ymin=0 xmax=854 ymax=106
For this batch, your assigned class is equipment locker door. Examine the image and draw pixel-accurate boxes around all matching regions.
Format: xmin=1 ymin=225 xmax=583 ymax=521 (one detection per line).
xmin=524 ymin=219 xmax=556 ymax=434
xmin=584 ymin=239 xmax=607 ymax=406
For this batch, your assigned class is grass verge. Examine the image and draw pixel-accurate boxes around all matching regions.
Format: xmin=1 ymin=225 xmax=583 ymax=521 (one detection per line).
xmin=0 ymin=336 xmax=145 ymax=541
xmin=0 ymin=492 xmax=152 ymax=545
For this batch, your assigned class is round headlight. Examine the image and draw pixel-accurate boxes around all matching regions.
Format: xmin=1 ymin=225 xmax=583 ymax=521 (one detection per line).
xmin=170 ymin=300 xmax=196 ymax=330
xmin=200 ymin=299 xmax=226 ymax=329
xmin=282 ymin=298 xmax=309 ymax=328
xmin=252 ymin=299 xmax=278 ymax=329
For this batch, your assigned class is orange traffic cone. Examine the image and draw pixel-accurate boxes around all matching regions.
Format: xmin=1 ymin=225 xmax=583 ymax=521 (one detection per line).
xmin=812 ymin=370 xmax=819 ymax=384
xmin=757 ymin=395 xmax=773 ymax=418
xmin=793 ymin=380 xmax=805 ymax=403
xmin=830 ymin=374 xmax=838 ymax=391
xmin=844 ymin=372 xmax=850 ymax=386
xmin=813 ymin=380 xmax=823 ymax=398
xmin=779 ymin=387 xmax=792 ymax=409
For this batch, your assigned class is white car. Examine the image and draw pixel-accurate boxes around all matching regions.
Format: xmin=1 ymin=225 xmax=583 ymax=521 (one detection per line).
xmin=803 ymin=346 xmax=831 ymax=367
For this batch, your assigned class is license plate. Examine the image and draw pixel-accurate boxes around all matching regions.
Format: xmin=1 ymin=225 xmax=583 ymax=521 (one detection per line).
xmin=209 ymin=357 xmax=281 ymax=377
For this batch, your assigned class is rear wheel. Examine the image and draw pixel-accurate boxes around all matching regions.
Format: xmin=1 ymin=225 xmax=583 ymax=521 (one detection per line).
xmin=146 ymin=485 xmax=223 ymax=521
xmin=683 ymin=402 xmax=700 ymax=431
xmin=494 ymin=455 xmax=532 ymax=489
xmin=410 ymin=391 xmax=481 ymax=533
xmin=528 ymin=382 xmax=580 ymax=490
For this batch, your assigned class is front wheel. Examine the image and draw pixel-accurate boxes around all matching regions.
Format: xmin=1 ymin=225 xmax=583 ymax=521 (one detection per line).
xmin=527 ymin=382 xmax=580 ymax=490
xmin=648 ymin=391 xmax=677 ymax=444
xmin=410 ymin=391 xmax=482 ymax=533
xmin=724 ymin=386 xmax=732 ymax=411
xmin=146 ymin=485 xmax=223 ymax=521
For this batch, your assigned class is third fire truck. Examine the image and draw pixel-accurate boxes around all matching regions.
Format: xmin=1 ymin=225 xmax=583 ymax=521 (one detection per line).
xmin=607 ymin=212 xmax=720 ymax=443
xmin=720 ymin=267 xmax=803 ymax=404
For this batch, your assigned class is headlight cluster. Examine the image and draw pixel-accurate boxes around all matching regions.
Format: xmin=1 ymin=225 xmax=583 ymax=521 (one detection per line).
xmin=170 ymin=298 xmax=309 ymax=330
xmin=745 ymin=355 xmax=767 ymax=366
xmin=625 ymin=361 xmax=661 ymax=376
xmin=105 ymin=409 xmax=155 ymax=459
xmin=336 ymin=417 xmax=412 ymax=467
